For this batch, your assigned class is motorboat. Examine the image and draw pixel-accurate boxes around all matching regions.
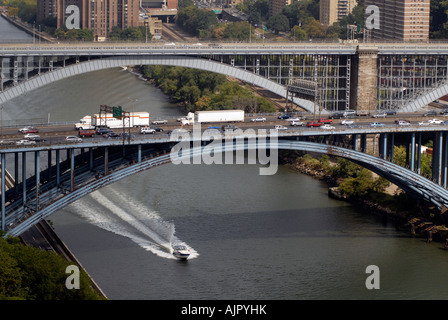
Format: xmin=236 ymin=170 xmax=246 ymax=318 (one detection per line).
xmin=172 ymin=244 xmax=190 ymax=260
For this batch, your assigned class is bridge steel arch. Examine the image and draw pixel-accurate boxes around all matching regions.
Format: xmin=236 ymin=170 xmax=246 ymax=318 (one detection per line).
xmin=0 ymin=55 xmax=315 ymax=111
xmin=401 ymin=81 xmax=448 ymax=113
xmin=4 ymin=139 xmax=448 ymax=237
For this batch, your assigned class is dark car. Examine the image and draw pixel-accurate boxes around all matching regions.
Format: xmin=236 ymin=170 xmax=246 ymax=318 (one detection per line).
xmin=423 ymin=110 xmax=437 ymax=117
xmin=150 ymin=126 xmax=164 ymax=132
xmin=278 ymin=113 xmax=292 ymax=119
xmin=386 ymin=110 xmax=397 ymax=115
xmin=96 ymin=127 xmax=113 ymax=135
xmin=330 ymin=112 xmax=344 ymax=119
xmin=440 ymin=109 xmax=448 ymax=115
xmin=104 ymin=132 xmax=120 ymax=139
xmin=222 ymin=124 xmax=238 ymax=131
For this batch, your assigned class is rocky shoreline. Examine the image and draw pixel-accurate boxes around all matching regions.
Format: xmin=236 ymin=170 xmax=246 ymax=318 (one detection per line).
xmin=280 ymin=152 xmax=448 ymax=245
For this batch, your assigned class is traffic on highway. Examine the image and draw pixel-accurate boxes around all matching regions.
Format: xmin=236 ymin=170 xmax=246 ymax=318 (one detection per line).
xmin=1 ymin=110 xmax=448 ymax=149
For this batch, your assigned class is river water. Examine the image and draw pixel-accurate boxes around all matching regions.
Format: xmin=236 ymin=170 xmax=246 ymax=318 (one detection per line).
xmin=2 ymin=16 xmax=448 ymax=301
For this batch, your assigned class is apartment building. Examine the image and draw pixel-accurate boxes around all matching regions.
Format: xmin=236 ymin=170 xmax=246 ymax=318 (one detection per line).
xmin=269 ymin=0 xmax=294 ymax=16
xmin=37 ymin=0 xmax=140 ymax=38
xmin=320 ymin=0 xmax=357 ymax=26
xmin=364 ymin=0 xmax=430 ymax=41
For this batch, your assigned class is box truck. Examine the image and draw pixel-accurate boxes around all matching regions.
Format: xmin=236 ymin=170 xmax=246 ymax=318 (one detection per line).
xmin=181 ymin=110 xmax=244 ymax=125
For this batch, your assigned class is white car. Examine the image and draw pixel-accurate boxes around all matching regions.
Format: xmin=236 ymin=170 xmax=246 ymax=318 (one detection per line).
xmin=340 ymin=119 xmax=354 ymax=125
xmin=428 ymin=118 xmax=444 ymax=125
xmin=372 ymin=112 xmax=387 ymax=118
xmin=23 ymin=134 xmax=41 ymax=140
xmin=16 ymin=139 xmax=36 ymax=146
xmin=251 ymin=116 xmax=266 ymax=122
xmin=273 ymin=125 xmax=287 ymax=130
xmin=397 ymin=121 xmax=410 ymax=126
xmin=65 ymin=136 xmax=82 ymax=143
xmin=286 ymin=117 xmax=301 ymax=122
xmin=290 ymin=120 xmax=304 ymax=126
xmin=321 ymin=124 xmax=335 ymax=130
xmin=418 ymin=121 xmax=431 ymax=126
xmin=140 ymin=127 xmax=156 ymax=134
xmin=152 ymin=119 xmax=167 ymax=125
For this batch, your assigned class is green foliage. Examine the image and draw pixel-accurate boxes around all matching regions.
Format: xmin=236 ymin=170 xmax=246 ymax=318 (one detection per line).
xmin=392 ymin=145 xmax=432 ymax=177
xmin=0 ymin=236 xmax=104 ymax=300
xmin=54 ymin=28 xmax=94 ymax=41
xmin=266 ymin=13 xmax=290 ymax=34
xmin=142 ymin=66 xmax=276 ymax=113
xmin=176 ymin=6 xmax=218 ymax=37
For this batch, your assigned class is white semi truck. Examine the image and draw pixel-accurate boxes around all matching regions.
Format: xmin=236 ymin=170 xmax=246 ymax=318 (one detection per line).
xmin=181 ymin=110 xmax=245 ymax=125
xmin=75 ymin=112 xmax=150 ymax=130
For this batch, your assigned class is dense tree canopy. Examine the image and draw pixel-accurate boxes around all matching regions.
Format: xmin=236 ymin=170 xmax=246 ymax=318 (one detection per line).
xmin=142 ymin=65 xmax=276 ymax=113
xmin=0 ymin=235 xmax=104 ymax=300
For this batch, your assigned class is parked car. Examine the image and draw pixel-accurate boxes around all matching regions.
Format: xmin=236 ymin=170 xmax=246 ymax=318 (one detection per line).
xmin=290 ymin=120 xmax=304 ymax=126
xmin=152 ymin=119 xmax=168 ymax=125
xmin=140 ymin=127 xmax=156 ymax=134
xmin=96 ymin=128 xmax=113 ymax=135
xmin=251 ymin=116 xmax=266 ymax=122
xmin=65 ymin=136 xmax=82 ymax=143
xmin=372 ymin=112 xmax=387 ymax=118
xmin=278 ymin=114 xmax=291 ymax=119
xmin=370 ymin=122 xmax=385 ymax=127
xmin=321 ymin=124 xmax=335 ymax=130
xmin=78 ymin=130 xmax=95 ymax=138
xmin=273 ymin=125 xmax=287 ymax=130
xmin=340 ymin=119 xmax=354 ymax=125
xmin=307 ymin=121 xmax=323 ymax=127
xmin=423 ymin=110 xmax=438 ymax=117
xmin=18 ymin=126 xmax=38 ymax=134
xmin=16 ymin=139 xmax=36 ymax=146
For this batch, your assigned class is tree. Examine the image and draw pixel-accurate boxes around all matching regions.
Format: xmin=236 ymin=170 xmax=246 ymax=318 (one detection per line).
xmin=304 ymin=18 xmax=326 ymax=38
xmin=267 ymin=13 xmax=289 ymax=34
xmin=290 ymin=25 xmax=307 ymax=41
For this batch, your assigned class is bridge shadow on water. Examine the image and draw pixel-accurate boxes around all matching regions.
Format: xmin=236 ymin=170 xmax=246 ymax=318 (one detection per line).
xmin=160 ymin=206 xmax=411 ymax=243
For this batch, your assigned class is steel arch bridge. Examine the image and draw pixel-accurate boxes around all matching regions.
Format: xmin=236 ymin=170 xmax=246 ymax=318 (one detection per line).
xmin=2 ymin=43 xmax=448 ymax=113
xmin=3 ymin=137 xmax=448 ymax=238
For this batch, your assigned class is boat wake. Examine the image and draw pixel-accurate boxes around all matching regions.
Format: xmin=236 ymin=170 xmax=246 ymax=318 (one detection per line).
xmin=67 ymin=188 xmax=198 ymax=260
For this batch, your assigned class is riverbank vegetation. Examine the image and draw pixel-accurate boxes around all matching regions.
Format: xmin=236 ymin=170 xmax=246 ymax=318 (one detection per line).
xmin=0 ymin=234 xmax=104 ymax=300
xmin=140 ymin=65 xmax=276 ymax=113
xmin=280 ymin=149 xmax=422 ymax=216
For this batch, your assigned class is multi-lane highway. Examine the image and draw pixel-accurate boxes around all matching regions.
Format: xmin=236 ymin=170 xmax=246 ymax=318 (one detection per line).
xmin=1 ymin=112 xmax=447 ymax=149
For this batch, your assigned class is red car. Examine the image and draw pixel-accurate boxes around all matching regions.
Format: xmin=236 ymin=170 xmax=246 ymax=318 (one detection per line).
xmin=318 ymin=118 xmax=333 ymax=123
xmin=307 ymin=121 xmax=323 ymax=127
xmin=19 ymin=126 xmax=39 ymax=134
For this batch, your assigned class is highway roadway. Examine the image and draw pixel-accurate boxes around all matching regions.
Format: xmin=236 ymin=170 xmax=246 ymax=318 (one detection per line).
xmin=0 ymin=112 xmax=447 ymax=149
